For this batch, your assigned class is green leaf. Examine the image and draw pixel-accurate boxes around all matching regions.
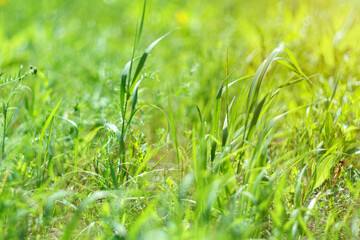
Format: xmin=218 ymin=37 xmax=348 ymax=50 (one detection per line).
xmin=222 ymin=114 xmax=228 ymax=147
xmin=295 ymin=165 xmax=307 ymax=208
xmin=56 ymin=115 xmax=79 ymax=137
xmin=246 ymin=46 xmax=282 ymax=115
xmin=275 ymin=57 xmax=298 ymax=73
xmin=84 ymin=126 xmax=104 ymax=144
xmin=131 ymin=80 xmax=141 ymax=114
xmin=220 ymin=75 xmax=253 ymax=96
xmin=242 ymin=46 xmax=282 ymax=149
xmin=41 ymin=100 xmax=62 ymax=141
xmin=105 ymin=123 xmax=125 ymax=154
xmin=136 ymin=0 xmax=147 ymax=48
xmin=285 ymin=47 xmax=307 ymax=77
xmin=313 ymin=155 xmax=334 ymax=190
xmin=120 ymin=60 xmax=131 ymax=115
xmin=131 ymin=28 xmax=179 ymax=89
xmin=246 ymin=93 xmax=269 ymax=141
xmin=195 ymin=104 xmax=203 ymax=123
xmin=324 ymin=112 xmax=334 ymax=140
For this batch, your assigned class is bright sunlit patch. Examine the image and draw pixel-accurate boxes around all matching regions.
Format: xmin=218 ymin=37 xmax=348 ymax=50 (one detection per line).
xmin=0 ymin=0 xmax=9 ymax=6
xmin=176 ymin=10 xmax=190 ymax=26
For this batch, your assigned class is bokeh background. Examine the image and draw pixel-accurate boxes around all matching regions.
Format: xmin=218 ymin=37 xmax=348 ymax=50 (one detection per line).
xmin=2 ymin=0 xmax=360 ymax=238
xmin=2 ymin=0 xmax=359 ymax=127
xmin=2 ymin=0 xmax=360 ymax=173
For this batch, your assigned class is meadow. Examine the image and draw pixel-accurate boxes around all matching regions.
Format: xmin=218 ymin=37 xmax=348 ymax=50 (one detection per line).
xmin=1 ymin=0 xmax=360 ymax=239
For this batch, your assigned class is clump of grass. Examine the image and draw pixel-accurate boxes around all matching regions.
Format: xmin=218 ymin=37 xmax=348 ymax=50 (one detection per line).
xmin=1 ymin=0 xmax=360 ymax=239
xmin=1 ymin=65 xmax=37 ymax=160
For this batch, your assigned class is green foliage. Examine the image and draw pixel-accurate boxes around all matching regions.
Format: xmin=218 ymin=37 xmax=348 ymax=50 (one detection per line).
xmin=1 ymin=0 xmax=360 ymax=239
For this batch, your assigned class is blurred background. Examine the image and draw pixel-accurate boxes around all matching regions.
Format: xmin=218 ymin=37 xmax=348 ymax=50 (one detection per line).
xmin=1 ymin=0 xmax=360 ymax=142
xmin=2 ymin=1 xmax=360 ymax=238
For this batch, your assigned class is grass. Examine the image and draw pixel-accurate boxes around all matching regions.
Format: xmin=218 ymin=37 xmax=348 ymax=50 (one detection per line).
xmin=1 ymin=0 xmax=360 ymax=239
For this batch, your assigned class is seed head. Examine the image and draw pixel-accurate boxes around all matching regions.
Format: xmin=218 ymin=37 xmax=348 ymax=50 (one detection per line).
xmin=30 ymin=66 xmax=38 ymax=75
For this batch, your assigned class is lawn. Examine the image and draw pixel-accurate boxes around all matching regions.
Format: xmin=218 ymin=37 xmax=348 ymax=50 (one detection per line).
xmin=1 ymin=0 xmax=360 ymax=239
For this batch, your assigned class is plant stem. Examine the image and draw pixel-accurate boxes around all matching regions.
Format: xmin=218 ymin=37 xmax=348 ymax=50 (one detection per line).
xmin=2 ymin=106 xmax=7 ymax=159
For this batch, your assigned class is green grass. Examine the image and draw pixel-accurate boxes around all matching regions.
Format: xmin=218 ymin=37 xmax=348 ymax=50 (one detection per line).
xmin=1 ymin=0 xmax=360 ymax=239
